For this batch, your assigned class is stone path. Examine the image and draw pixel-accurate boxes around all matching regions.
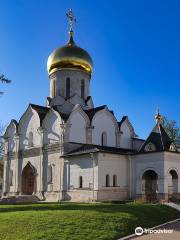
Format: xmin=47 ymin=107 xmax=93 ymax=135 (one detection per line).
xmin=131 ymin=219 xmax=180 ymax=240
xmin=119 ymin=203 xmax=180 ymax=240
xmin=165 ymin=202 xmax=180 ymax=211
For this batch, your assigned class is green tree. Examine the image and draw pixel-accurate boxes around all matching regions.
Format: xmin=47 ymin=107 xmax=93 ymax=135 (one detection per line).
xmin=162 ymin=116 xmax=180 ymax=142
xmin=0 ymin=74 xmax=11 ymax=95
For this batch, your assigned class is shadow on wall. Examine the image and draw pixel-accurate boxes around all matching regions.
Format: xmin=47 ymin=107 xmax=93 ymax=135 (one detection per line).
xmin=63 ymin=192 xmax=72 ymax=201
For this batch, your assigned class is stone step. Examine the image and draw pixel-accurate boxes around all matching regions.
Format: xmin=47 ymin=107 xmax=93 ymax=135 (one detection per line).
xmin=15 ymin=195 xmax=39 ymax=203
xmin=0 ymin=195 xmax=40 ymax=204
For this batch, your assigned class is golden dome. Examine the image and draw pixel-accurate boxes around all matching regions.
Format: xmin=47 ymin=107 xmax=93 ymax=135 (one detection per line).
xmin=47 ymin=34 xmax=93 ymax=75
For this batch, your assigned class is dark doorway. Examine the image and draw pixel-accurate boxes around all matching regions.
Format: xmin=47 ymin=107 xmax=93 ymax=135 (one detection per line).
xmin=142 ymin=170 xmax=158 ymax=202
xmin=21 ymin=163 xmax=36 ymax=195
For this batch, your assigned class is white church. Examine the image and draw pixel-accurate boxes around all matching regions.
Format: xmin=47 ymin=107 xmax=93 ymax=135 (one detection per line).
xmin=1 ymin=10 xmax=180 ymax=202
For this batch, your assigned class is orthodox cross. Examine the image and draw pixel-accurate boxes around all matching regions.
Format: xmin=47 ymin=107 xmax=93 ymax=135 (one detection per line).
xmin=155 ymin=107 xmax=162 ymax=123
xmin=66 ymin=9 xmax=76 ymax=32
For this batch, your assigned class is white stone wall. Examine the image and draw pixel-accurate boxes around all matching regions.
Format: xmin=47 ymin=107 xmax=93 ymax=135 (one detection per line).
xmin=42 ymin=109 xmax=62 ymax=144
xmin=133 ymin=139 xmax=144 ymax=151
xmin=50 ymin=69 xmax=90 ymax=99
xmin=46 ymin=152 xmax=62 ymax=192
xmin=5 ymin=121 xmax=17 ymax=152
xmin=98 ymin=153 xmax=128 ymax=188
xmin=164 ymin=152 xmax=180 ymax=194
xmin=19 ymin=107 xmax=41 ymax=149
xmin=92 ymin=110 xmax=117 ymax=147
xmin=68 ymin=107 xmax=89 ymax=143
xmin=120 ymin=121 xmax=132 ymax=149
xmin=132 ymin=152 xmax=165 ymax=197
xmin=97 ymin=153 xmax=129 ymax=201
xmin=10 ymin=160 xmax=15 ymax=191
xmin=67 ymin=154 xmax=97 ymax=190
xmin=8 ymin=128 xmax=16 ymax=152
xmin=64 ymin=152 xmax=129 ymax=201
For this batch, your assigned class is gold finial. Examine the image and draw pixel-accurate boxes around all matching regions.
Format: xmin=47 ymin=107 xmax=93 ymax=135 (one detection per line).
xmin=155 ymin=107 xmax=162 ymax=123
xmin=66 ymin=9 xmax=76 ymax=37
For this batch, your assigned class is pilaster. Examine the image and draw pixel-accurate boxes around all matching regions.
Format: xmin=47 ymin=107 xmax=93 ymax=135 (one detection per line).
xmin=37 ymin=127 xmax=45 ymax=199
xmin=60 ymin=123 xmax=71 ymax=155
xmin=14 ymin=134 xmax=20 ymax=194
xmin=86 ymin=126 xmax=93 ymax=144
xmin=116 ymin=131 xmax=121 ymax=147
xmin=2 ymin=140 xmax=9 ymax=194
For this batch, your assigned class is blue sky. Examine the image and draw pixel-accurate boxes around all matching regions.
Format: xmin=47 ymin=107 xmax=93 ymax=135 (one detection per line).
xmin=0 ymin=0 xmax=180 ymax=139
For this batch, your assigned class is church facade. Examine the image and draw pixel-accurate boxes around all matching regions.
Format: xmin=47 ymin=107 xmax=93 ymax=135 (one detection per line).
xmin=2 ymin=11 xmax=180 ymax=202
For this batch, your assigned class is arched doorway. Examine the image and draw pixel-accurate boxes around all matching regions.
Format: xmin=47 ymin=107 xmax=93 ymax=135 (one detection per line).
xmin=142 ymin=170 xmax=158 ymax=202
xmin=169 ymin=169 xmax=178 ymax=196
xmin=21 ymin=163 xmax=36 ymax=195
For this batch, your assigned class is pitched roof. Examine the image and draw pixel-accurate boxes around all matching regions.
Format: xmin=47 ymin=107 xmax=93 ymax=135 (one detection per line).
xmin=30 ymin=104 xmax=49 ymax=124
xmin=139 ymin=123 xmax=173 ymax=152
xmin=30 ymin=104 xmax=71 ymax=123
xmin=118 ymin=116 xmax=128 ymax=128
xmin=84 ymin=105 xmax=107 ymax=121
xmin=64 ymin=143 xmax=136 ymax=156
xmin=51 ymin=106 xmax=70 ymax=121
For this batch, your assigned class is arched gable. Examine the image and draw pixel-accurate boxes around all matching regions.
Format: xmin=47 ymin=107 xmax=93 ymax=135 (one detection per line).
xmin=42 ymin=108 xmax=63 ymax=144
xmin=91 ymin=108 xmax=118 ymax=147
xmin=68 ymin=104 xmax=90 ymax=143
xmin=120 ymin=117 xmax=135 ymax=149
xmin=4 ymin=120 xmax=18 ymax=152
xmin=18 ymin=105 xmax=41 ymax=149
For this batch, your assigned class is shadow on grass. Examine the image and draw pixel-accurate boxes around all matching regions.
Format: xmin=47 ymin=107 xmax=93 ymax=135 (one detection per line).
xmin=0 ymin=202 xmax=173 ymax=216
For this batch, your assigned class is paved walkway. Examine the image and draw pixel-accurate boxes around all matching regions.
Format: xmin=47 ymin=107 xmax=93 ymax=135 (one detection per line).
xmin=165 ymin=202 xmax=180 ymax=211
xmin=131 ymin=219 xmax=180 ymax=240
xmin=120 ymin=203 xmax=180 ymax=240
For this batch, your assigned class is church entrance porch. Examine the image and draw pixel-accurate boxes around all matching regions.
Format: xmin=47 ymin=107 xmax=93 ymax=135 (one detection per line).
xmin=21 ymin=163 xmax=36 ymax=195
xmin=142 ymin=170 xmax=158 ymax=202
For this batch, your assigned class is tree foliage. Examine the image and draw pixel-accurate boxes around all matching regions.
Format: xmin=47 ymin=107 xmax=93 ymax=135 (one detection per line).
xmin=162 ymin=116 xmax=180 ymax=142
xmin=0 ymin=74 xmax=11 ymax=95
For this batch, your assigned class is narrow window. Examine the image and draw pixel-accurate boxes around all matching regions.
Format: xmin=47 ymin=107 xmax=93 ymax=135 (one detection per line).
xmin=106 ymin=174 xmax=110 ymax=187
xmin=66 ymin=78 xmax=70 ymax=98
xmin=113 ymin=175 xmax=117 ymax=187
xmin=81 ymin=79 xmax=85 ymax=99
xmin=47 ymin=165 xmax=52 ymax=184
xmin=101 ymin=132 xmax=107 ymax=146
xmin=79 ymin=176 xmax=83 ymax=188
xmin=28 ymin=132 xmax=33 ymax=147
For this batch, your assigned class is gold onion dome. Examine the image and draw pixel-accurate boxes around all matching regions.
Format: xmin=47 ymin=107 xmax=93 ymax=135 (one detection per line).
xmin=47 ymin=31 xmax=93 ymax=75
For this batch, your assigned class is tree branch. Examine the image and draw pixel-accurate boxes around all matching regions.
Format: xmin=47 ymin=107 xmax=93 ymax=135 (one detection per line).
xmin=0 ymin=74 xmax=11 ymax=83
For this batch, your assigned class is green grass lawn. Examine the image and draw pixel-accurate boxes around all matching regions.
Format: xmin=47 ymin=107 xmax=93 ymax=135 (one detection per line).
xmin=0 ymin=202 xmax=180 ymax=240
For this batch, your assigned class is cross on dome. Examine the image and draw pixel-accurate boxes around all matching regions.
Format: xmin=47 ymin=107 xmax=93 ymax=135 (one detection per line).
xmin=66 ymin=9 xmax=76 ymax=37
